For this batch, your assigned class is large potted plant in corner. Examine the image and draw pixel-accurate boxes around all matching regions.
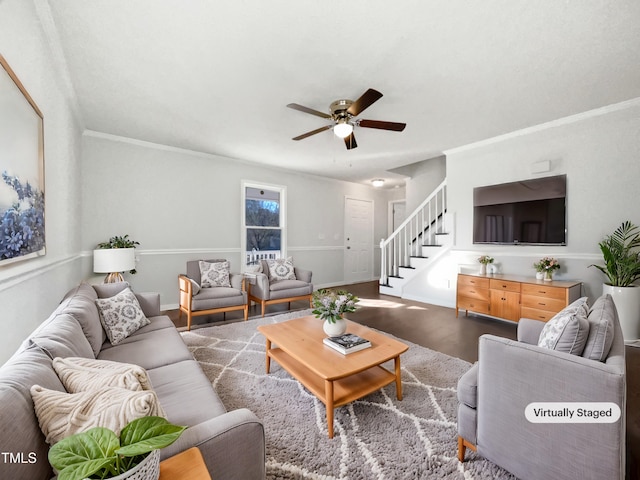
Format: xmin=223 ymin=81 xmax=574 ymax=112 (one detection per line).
xmin=48 ymin=416 xmax=185 ymax=480
xmin=590 ymin=220 xmax=640 ymax=341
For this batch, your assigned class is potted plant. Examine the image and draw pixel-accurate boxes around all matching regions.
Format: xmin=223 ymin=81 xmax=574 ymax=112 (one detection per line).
xmin=312 ymin=289 xmax=359 ymax=336
xmin=478 ymin=255 xmax=494 ymax=275
xmin=48 ymin=416 xmax=185 ymax=480
xmin=94 ymin=235 xmax=140 ymax=283
xmin=534 ymin=257 xmax=560 ymax=281
xmin=590 ymin=220 xmax=640 ymax=340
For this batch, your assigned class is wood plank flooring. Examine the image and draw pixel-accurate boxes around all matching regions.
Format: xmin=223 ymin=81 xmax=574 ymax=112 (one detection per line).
xmin=168 ymin=280 xmax=639 ymax=479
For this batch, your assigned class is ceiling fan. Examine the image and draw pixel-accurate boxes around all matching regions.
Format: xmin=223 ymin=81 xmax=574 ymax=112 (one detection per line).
xmin=287 ymin=88 xmax=406 ymax=150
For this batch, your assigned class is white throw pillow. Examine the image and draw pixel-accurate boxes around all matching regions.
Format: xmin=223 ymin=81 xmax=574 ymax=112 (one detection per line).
xmin=199 ymin=260 xmax=231 ymax=288
xmin=95 ymin=287 xmax=150 ymax=345
xmin=53 ymin=357 xmax=153 ymax=392
xmin=267 ymin=257 xmax=296 ymax=281
xmin=30 ymin=385 xmax=165 ymax=445
xmin=538 ymin=297 xmax=590 ymax=355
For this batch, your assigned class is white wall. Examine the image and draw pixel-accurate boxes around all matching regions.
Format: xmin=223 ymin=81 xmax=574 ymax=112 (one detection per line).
xmin=403 ymin=100 xmax=640 ymax=306
xmin=80 ymin=133 xmax=395 ymax=308
xmin=0 ymin=0 xmax=85 ymax=364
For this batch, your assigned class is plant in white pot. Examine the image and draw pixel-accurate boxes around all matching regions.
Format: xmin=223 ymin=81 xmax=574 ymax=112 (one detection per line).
xmin=312 ymin=289 xmax=359 ymax=336
xmin=590 ymin=220 xmax=640 ymax=341
xmin=48 ymin=416 xmax=185 ymax=480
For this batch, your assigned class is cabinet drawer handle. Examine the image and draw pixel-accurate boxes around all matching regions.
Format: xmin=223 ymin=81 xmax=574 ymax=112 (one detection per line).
xmin=537 ymin=290 xmax=547 ymax=294
xmin=469 ymin=290 xmax=476 ymax=294
xmin=538 ymin=302 xmax=546 ymax=306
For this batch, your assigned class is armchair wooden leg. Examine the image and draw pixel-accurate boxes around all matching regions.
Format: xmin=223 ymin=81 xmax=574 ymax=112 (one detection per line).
xmin=187 ymin=311 xmax=192 ymax=331
xmin=261 ymin=301 xmax=266 ymax=317
xmin=457 ymin=436 xmax=476 ymax=462
xmin=243 ymin=305 xmax=248 ymax=321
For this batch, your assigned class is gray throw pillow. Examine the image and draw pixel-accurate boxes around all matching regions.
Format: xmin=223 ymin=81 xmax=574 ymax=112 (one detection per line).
xmin=199 ymin=260 xmax=231 ymax=287
xmin=95 ymin=287 xmax=149 ymax=345
xmin=538 ymin=297 xmax=590 ymax=355
xmin=582 ymin=294 xmax=616 ymax=361
xmin=267 ymin=257 xmax=296 ymax=281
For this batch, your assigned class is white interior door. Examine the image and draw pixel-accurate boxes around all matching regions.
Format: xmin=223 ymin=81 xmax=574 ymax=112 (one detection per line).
xmin=344 ymin=197 xmax=374 ymax=283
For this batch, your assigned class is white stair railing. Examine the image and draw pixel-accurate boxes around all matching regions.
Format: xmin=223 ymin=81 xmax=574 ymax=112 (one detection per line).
xmin=380 ymin=179 xmax=447 ymax=286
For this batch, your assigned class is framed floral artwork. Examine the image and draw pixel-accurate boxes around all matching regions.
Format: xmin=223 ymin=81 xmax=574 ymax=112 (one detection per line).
xmin=0 ymin=54 xmax=45 ymax=265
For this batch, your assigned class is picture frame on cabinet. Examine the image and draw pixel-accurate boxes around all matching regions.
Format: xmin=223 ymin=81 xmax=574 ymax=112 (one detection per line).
xmin=0 ymin=54 xmax=45 ymax=265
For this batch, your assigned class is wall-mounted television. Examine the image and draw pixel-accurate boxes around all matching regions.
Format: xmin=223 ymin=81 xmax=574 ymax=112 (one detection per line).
xmin=473 ymin=174 xmax=567 ymax=245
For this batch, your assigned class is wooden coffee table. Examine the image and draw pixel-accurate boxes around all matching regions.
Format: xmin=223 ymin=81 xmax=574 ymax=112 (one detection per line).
xmin=257 ymin=315 xmax=408 ymax=438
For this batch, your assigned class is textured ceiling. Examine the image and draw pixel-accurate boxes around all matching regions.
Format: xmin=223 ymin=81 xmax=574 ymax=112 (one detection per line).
xmin=45 ymin=1 xmax=640 ymax=187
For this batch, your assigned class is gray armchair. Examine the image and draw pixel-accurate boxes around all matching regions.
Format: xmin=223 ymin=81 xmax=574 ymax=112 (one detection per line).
xmin=178 ymin=259 xmax=248 ymax=330
xmin=248 ymin=259 xmax=313 ymax=316
xmin=457 ymin=294 xmax=626 ymax=480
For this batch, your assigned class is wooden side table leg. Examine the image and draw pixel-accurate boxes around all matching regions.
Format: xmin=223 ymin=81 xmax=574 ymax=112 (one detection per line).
xmin=394 ymin=355 xmax=403 ymax=400
xmin=325 ymin=380 xmax=334 ymax=438
xmin=265 ymin=339 xmax=272 ymax=373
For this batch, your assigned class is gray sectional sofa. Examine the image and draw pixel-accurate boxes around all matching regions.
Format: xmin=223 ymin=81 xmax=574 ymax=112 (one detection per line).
xmin=0 ymin=282 xmax=265 ymax=480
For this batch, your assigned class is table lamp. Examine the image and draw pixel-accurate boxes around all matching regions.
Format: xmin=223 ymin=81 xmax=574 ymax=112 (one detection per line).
xmin=93 ymin=248 xmax=136 ymax=283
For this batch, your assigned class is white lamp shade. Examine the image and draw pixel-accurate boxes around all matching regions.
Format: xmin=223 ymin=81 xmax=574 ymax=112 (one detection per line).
xmin=93 ymin=248 xmax=136 ymax=273
xmin=333 ymin=122 xmax=353 ymax=138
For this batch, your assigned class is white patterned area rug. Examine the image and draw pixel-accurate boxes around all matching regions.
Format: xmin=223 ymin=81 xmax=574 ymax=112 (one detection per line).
xmin=181 ymin=309 xmax=515 ymax=479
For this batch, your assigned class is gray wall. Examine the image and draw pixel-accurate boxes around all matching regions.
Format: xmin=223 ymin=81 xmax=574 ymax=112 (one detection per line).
xmin=0 ymin=0 xmax=86 ymax=364
xmin=403 ymin=101 xmax=640 ymax=306
xmin=80 ymin=133 xmax=395 ymax=309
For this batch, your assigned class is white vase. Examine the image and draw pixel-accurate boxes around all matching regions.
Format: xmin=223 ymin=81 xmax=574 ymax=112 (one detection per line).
xmin=480 ymin=264 xmax=487 ymax=275
xmin=536 ymin=272 xmax=544 ymax=280
xmin=603 ymin=284 xmax=640 ymax=342
xmin=110 ymin=449 xmax=160 ymax=480
xmin=323 ymin=318 xmax=347 ymax=336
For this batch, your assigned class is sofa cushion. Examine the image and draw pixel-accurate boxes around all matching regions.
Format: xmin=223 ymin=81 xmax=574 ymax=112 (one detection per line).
xmin=192 ymin=287 xmax=247 ymax=311
xmin=31 ymin=384 xmax=165 ymax=444
xmin=457 ymin=363 xmax=478 ymax=408
xmin=57 ymin=284 xmax=104 ymax=357
xmin=582 ymin=294 xmax=617 ymax=361
xmin=267 ymin=257 xmax=296 ymax=281
xmin=148 ymin=360 xmax=227 ymax=426
xmin=95 ymin=287 xmax=150 ymax=345
xmin=53 ymin=357 xmax=153 ymax=392
xmin=0 ymin=346 xmax=65 ymax=480
xmin=538 ymin=297 xmax=590 ymax=355
xmin=268 ymin=281 xmax=313 ymax=300
xmin=30 ymin=313 xmax=95 ymax=359
xmin=98 ymin=326 xmax=193 ymax=370
xmin=199 ymin=260 xmax=231 ymax=288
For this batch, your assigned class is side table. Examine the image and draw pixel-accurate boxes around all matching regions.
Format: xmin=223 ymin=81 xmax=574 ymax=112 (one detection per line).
xmin=159 ymin=447 xmax=212 ymax=480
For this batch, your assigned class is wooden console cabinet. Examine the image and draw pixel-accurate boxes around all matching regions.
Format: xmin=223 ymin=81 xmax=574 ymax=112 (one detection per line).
xmin=456 ymin=273 xmax=582 ymax=323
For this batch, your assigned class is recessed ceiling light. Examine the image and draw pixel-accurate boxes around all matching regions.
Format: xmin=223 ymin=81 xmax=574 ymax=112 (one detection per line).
xmin=371 ymin=179 xmax=385 ymax=187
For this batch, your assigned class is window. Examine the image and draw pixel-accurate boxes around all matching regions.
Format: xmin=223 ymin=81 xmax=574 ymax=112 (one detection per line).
xmin=241 ymin=182 xmax=286 ymax=270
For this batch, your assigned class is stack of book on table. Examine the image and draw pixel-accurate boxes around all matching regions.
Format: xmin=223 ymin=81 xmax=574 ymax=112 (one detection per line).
xmin=323 ymin=333 xmax=371 ymax=355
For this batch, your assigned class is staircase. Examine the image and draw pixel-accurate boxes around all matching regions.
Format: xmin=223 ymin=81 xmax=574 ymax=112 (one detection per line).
xmin=379 ymin=180 xmax=451 ymax=297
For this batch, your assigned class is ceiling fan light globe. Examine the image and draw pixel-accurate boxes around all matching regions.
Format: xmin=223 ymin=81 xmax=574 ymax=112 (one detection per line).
xmin=333 ymin=122 xmax=353 ymax=138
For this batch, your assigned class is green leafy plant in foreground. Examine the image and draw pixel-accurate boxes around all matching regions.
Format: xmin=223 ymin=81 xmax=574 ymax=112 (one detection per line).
xmin=48 ymin=416 xmax=185 ymax=480
xmin=590 ymin=221 xmax=640 ymax=287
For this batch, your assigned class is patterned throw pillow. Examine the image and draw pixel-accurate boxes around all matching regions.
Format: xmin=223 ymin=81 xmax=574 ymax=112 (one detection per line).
xmin=199 ymin=260 xmax=231 ymax=288
xmin=267 ymin=257 xmax=296 ymax=281
xmin=53 ymin=357 xmax=153 ymax=392
xmin=30 ymin=384 xmax=165 ymax=444
xmin=538 ymin=297 xmax=590 ymax=355
xmin=95 ymin=287 xmax=150 ymax=345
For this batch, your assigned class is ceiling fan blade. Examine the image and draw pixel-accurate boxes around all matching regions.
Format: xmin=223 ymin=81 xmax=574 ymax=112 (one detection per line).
xmin=358 ymin=119 xmax=406 ymax=132
xmin=347 ymin=88 xmax=383 ymax=116
xmin=287 ymin=103 xmax=332 ymax=119
xmin=292 ymin=124 xmax=333 ymax=141
xmin=343 ymin=132 xmax=358 ymax=150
